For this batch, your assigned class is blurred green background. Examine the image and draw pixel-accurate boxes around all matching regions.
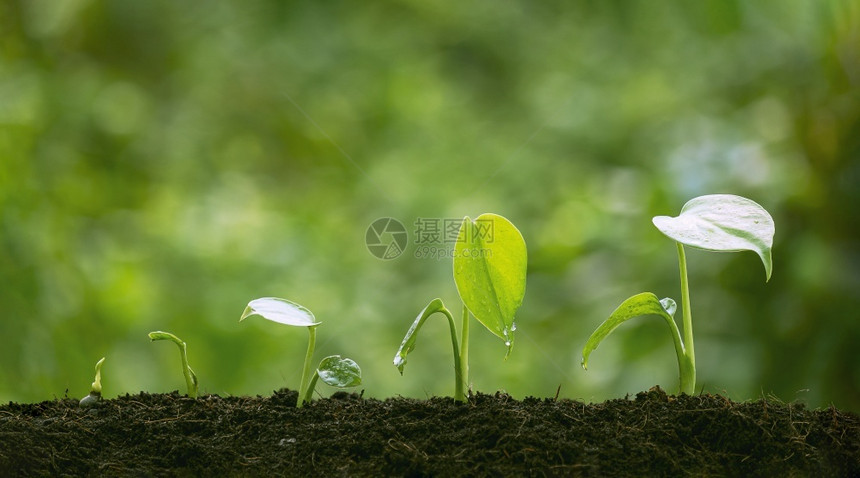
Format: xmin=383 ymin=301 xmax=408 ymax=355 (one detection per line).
xmin=2 ymin=1 xmax=859 ymax=411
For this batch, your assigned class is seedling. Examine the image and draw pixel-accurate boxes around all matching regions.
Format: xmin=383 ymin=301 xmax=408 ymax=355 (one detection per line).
xmin=79 ymin=357 xmax=105 ymax=407
xmin=582 ymin=194 xmax=775 ymax=394
xmin=240 ymin=297 xmax=362 ymax=407
xmin=148 ymin=331 xmax=198 ymax=398
xmin=393 ymin=213 xmax=528 ymax=402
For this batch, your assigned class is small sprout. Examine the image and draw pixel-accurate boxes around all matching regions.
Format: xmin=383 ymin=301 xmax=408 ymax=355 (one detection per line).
xmin=582 ymin=194 xmax=775 ymax=394
xmin=394 ymin=213 xmax=528 ymax=402
xmin=148 ymin=331 xmax=198 ymax=398
xmin=240 ymin=297 xmax=362 ymax=407
xmin=79 ymin=357 xmax=105 ymax=407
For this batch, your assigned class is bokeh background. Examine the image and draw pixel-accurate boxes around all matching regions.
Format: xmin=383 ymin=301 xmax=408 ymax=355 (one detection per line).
xmin=2 ymin=1 xmax=859 ymax=411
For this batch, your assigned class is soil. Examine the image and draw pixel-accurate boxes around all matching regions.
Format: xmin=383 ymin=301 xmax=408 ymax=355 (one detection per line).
xmin=0 ymin=386 xmax=857 ymax=477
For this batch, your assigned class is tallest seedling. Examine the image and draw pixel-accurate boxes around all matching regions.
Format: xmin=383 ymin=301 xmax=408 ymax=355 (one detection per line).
xmin=393 ymin=213 xmax=528 ymax=402
xmin=582 ymin=194 xmax=775 ymax=394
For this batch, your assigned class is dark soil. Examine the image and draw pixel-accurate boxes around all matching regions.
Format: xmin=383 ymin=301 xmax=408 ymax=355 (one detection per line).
xmin=0 ymin=386 xmax=857 ymax=477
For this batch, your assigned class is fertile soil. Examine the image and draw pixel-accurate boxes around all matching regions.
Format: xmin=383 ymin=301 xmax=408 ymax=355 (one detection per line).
xmin=1 ymin=386 xmax=857 ymax=476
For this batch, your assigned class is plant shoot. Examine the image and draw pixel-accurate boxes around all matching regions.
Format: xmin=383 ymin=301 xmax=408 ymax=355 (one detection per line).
xmin=582 ymin=194 xmax=775 ymax=394
xmin=149 ymin=331 xmax=198 ymax=398
xmin=394 ymin=213 xmax=527 ymax=402
xmin=79 ymin=357 xmax=105 ymax=407
xmin=240 ymin=297 xmax=361 ymax=407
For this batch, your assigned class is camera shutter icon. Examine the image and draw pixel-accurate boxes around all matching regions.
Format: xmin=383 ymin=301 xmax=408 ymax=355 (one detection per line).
xmin=365 ymin=218 xmax=407 ymax=260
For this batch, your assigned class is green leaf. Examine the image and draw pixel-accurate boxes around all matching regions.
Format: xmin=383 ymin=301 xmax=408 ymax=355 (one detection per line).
xmin=393 ymin=298 xmax=453 ymax=374
xmin=652 ymin=194 xmax=775 ymax=281
xmin=317 ymin=355 xmax=362 ymax=388
xmin=582 ymin=293 xmax=680 ymax=370
xmin=453 ymin=213 xmax=527 ymax=355
xmin=239 ymin=297 xmax=320 ymax=327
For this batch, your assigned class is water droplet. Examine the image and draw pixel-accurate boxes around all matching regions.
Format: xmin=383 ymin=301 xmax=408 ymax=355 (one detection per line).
xmin=504 ymin=340 xmax=511 ymax=347
xmin=659 ymin=298 xmax=677 ymax=317
xmin=510 ymin=323 xmax=517 ymax=331
xmin=393 ymin=355 xmax=404 ymax=368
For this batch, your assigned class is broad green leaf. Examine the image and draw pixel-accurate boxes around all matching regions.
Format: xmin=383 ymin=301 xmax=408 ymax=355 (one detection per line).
xmin=393 ymin=298 xmax=453 ymax=374
xmin=239 ymin=297 xmax=320 ymax=327
xmin=317 ymin=355 xmax=362 ymax=388
xmin=652 ymin=194 xmax=775 ymax=281
xmin=582 ymin=293 xmax=680 ymax=370
xmin=453 ymin=214 xmax=527 ymax=355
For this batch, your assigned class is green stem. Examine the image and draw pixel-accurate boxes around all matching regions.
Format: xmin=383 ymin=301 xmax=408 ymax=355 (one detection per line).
xmin=298 ymin=325 xmax=318 ymax=408
xmin=436 ymin=306 xmax=464 ymax=403
xmin=148 ymin=332 xmax=197 ymax=398
xmin=458 ymin=302 xmax=470 ymax=400
xmin=676 ymin=242 xmax=696 ymax=394
xmin=432 ymin=304 xmax=466 ymax=403
xmin=393 ymin=299 xmax=465 ymax=403
xmin=179 ymin=341 xmax=198 ymax=398
xmin=302 ymin=371 xmax=320 ymax=406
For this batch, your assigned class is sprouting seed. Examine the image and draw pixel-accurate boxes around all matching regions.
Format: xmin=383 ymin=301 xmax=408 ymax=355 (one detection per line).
xmin=79 ymin=357 xmax=105 ymax=407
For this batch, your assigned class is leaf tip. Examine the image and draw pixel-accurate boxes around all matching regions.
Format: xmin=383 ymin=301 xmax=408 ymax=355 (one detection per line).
xmin=581 ymin=348 xmax=592 ymax=370
xmin=239 ymin=305 xmax=254 ymax=322
xmin=393 ymin=354 xmax=406 ymax=374
xmin=760 ymin=249 xmax=773 ymax=282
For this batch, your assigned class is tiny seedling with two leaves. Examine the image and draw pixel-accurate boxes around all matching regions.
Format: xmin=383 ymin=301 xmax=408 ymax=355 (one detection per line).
xmin=582 ymin=194 xmax=775 ymax=395
xmin=240 ymin=297 xmax=362 ymax=407
xmin=393 ymin=213 xmax=528 ymax=403
xmin=149 ymin=331 xmax=198 ymax=398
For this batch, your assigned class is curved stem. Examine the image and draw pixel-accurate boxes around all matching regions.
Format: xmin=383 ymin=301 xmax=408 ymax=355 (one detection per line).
xmin=179 ymin=342 xmax=197 ymax=398
xmin=436 ymin=306 xmax=465 ymax=403
xmin=148 ymin=332 xmax=197 ymax=398
xmin=393 ymin=299 xmax=465 ymax=403
xmin=427 ymin=304 xmax=465 ymax=402
xmin=298 ymin=326 xmax=318 ymax=407
xmin=459 ymin=303 xmax=470 ymax=399
xmin=677 ymin=242 xmax=696 ymax=394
